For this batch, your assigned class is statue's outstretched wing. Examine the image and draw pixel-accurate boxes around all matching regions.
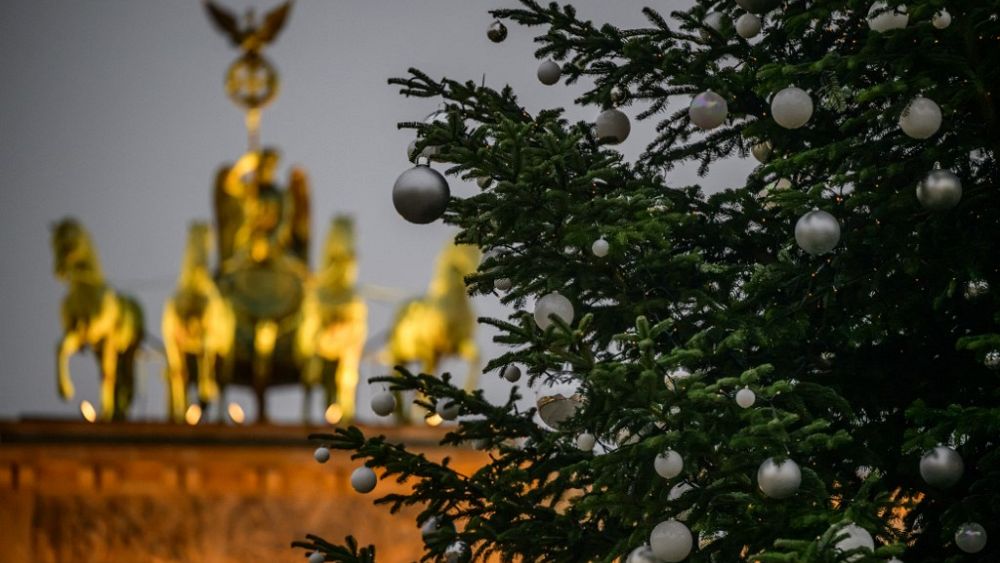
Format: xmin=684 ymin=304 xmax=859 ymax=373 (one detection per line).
xmin=258 ymin=1 xmax=293 ymax=45
xmin=287 ymin=166 xmax=310 ymax=265
xmin=203 ymin=1 xmax=242 ymax=47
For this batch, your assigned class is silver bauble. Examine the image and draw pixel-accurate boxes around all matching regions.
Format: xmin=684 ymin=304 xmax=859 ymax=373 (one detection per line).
xmin=735 ymin=0 xmax=781 ymax=14
xmin=370 ymin=391 xmax=396 ymax=417
xmin=795 ymin=209 xmax=841 ymax=255
xmin=867 ymin=2 xmax=909 ymax=32
xmin=421 ymin=515 xmax=454 ymax=541
xmin=834 ymin=523 xmax=875 ymax=561
xmin=626 ymin=545 xmax=658 ymax=563
xmin=757 ymin=457 xmax=802 ymax=499
xmin=536 ymin=393 xmax=582 ymax=429
xmin=350 ymin=466 xmax=377 ymax=493
xmin=736 ymin=387 xmax=756 ymax=409
xmin=610 ymin=86 xmax=628 ymax=104
xmin=655 ymin=450 xmax=684 ymax=479
xmin=314 ymin=446 xmax=330 ymax=464
xmin=592 ymin=238 xmax=610 ymax=257
xmin=689 ymin=90 xmax=729 ymax=130
xmin=595 ymin=108 xmax=631 ymax=144
xmin=955 ymin=522 xmax=988 ymax=554
xmin=932 ymin=9 xmax=952 ymax=30
xmin=916 ymin=167 xmax=961 ymax=210
xmin=751 ymin=140 xmax=773 ymax=163
xmin=900 ymin=96 xmax=942 ymax=139
xmin=502 ymin=364 xmax=522 ymax=382
xmin=436 ymin=397 xmax=460 ymax=421
xmin=576 ymin=432 xmax=596 ymax=452
xmin=444 ymin=541 xmax=471 ymax=563
xmin=476 ymin=176 xmax=492 ymax=189
xmin=534 ymin=292 xmax=575 ymax=330
xmin=392 ymin=159 xmax=450 ymax=224
xmin=772 ymin=87 xmax=814 ymax=129
xmin=650 ymin=519 xmax=693 ymax=562
xmin=985 ymin=350 xmax=1000 ymax=370
xmin=494 ymin=277 xmax=512 ymax=291
xmin=487 ymin=20 xmax=508 ymax=43
xmin=308 ymin=551 xmax=325 ymax=563
xmin=919 ymin=445 xmax=964 ymax=488
xmin=537 ymin=60 xmax=562 ymax=85
xmin=736 ymin=13 xmax=762 ymax=39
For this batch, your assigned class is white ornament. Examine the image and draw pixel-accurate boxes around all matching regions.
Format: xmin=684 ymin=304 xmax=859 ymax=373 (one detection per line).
xmin=736 ymin=13 xmax=762 ymax=39
xmin=445 ymin=541 xmax=470 ymax=563
xmin=955 ymin=522 xmax=988 ymax=554
xmin=900 ymin=96 xmax=942 ymax=139
xmin=502 ymin=365 xmax=522 ymax=382
xmin=576 ymin=432 xmax=596 ymax=452
xmin=534 ymin=292 xmax=575 ymax=330
xmin=591 ymin=238 xmax=610 ymax=257
xmin=919 ymin=445 xmax=964 ymax=488
xmin=370 ymin=391 xmax=396 ymax=417
xmin=626 ymin=545 xmax=658 ymax=563
xmin=757 ymin=457 xmax=802 ymax=499
xmin=537 ymin=60 xmax=562 ymax=85
xmin=771 ymin=87 xmax=814 ymax=129
xmin=795 ymin=208 xmax=841 ymax=256
xmin=436 ymin=397 xmax=460 ymax=421
xmin=736 ymin=388 xmax=756 ymax=409
xmin=595 ymin=108 xmax=631 ymax=144
xmin=916 ymin=166 xmax=962 ymax=210
xmin=689 ymin=90 xmax=729 ymax=130
xmin=494 ymin=277 xmax=512 ymax=291
xmin=867 ymin=2 xmax=909 ymax=32
xmin=932 ymin=9 xmax=952 ymax=30
xmin=751 ymin=141 xmax=772 ymax=163
xmin=650 ymin=520 xmax=693 ymax=562
xmin=308 ymin=551 xmax=325 ymax=563
xmin=314 ymin=446 xmax=331 ymax=464
xmin=350 ymin=466 xmax=377 ymax=493
xmin=702 ymin=12 xmax=728 ymax=36
xmin=476 ymin=176 xmax=492 ymax=189
xmin=655 ymin=450 xmax=684 ymax=479
xmin=834 ymin=523 xmax=875 ymax=561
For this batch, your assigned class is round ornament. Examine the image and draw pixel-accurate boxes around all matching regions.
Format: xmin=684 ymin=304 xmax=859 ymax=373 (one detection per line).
xmin=736 ymin=13 xmax=762 ymax=39
xmin=702 ymin=12 xmax=728 ymax=37
xmin=534 ymin=292 xmax=575 ymax=330
xmin=919 ymin=445 xmax=964 ymax=488
xmin=984 ymin=350 xmax=1000 ymax=370
xmin=933 ymin=9 xmax=952 ymax=30
xmin=834 ymin=523 xmax=875 ymax=561
xmin=314 ymin=446 xmax=330 ymax=464
xmin=900 ymin=96 xmax=942 ymax=139
xmin=650 ymin=519 xmax=693 ymax=562
xmin=867 ymin=2 xmax=909 ymax=32
xmin=610 ymin=86 xmax=628 ymax=104
xmin=393 ymin=158 xmax=450 ymax=224
xmin=757 ymin=457 xmax=802 ymax=499
xmin=421 ymin=515 xmax=455 ymax=541
xmin=736 ymin=388 xmax=756 ymax=409
xmin=487 ymin=20 xmax=508 ymax=43
xmin=595 ymin=108 xmax=631 ymax=144
xmin=592 ymin=238 xmax=610 ymax=257
xmin=689 ymin=90 xmax=729 ymax=130
xmin=476 ymin=176 xmax=492 ymax=189
xmin=537 ymin=60 xmax=562 ymax=85
xmin=494 ymin=278 xmax=512 ymax=291
xmin=626 ymin=545 xmax=658 ymax=563
xmin=308 ymin=551 xmax=325 ymax=563
xmin=771 ymin=87 xmax=814 ymax=129
xmin=502 ymin=365 xmax=522 ymax=382
xmin=576 ymin=432 xmax=596 ymax=452
xmin=955 ymin=522 xmax=988 ymax=554
xmin=735 ymin=0 xmax=781 ymax=14
xmin=751 ymin=141 xmax=772 ymax=163
xmin=351 ymin=466 xmax=377 ymax=493
xmin=436 ymin=397 xmax=460 ymax=421
xmin=655 ymin=450 xmax=684 ymax=479
xmin=916 ymin=166 xmax=961 ymax=210
xmin=795 ymin=208 xmax=841 ymax=255
xmin=536 ymin=393 xmax=582 ymax=429
xmin=445 ymin=541 xmax=470 ymax=563
xmin=371 ymin=390 xmax=396 ymax=417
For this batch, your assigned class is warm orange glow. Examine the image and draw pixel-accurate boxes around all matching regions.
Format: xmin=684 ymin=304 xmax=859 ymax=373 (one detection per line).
xmin=227 ymin=403 xmax=246 ymax=425
xmin=425 ymin=413 xmax=443 ymax=427
xmin=185 ymin=404 xmax=202 ymax=426
xmin=324 ymin=404 xmax=343 ymax=425
xmin=79 ymin=400 xmax=97 ymax=423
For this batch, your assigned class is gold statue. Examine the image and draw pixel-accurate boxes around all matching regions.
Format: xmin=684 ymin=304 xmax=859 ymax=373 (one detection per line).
xmin=51 ymin=218 xmax=144 ymax=422
xmin=295 ymin=217 xmax=367 ymax=423
xmin=162 ymin=222 xmax=236 ymax=423
xmin=382 ymin=241 xmax=481 ymax=421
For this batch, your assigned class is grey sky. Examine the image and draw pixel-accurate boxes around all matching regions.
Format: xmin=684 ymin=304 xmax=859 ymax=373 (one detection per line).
xmin=0 ymin=0 xmax=754 ymax=423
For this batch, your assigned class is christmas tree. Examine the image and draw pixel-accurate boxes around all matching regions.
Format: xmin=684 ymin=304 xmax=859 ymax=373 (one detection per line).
xmin=297 ymin=1 xmax=998 ymax=561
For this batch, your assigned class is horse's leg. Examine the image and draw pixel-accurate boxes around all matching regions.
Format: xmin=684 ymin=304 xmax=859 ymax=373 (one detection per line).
xmin=335 ymin=350 xmax=361 ymax=423
xmin=99 ymin=342 xmax=119 ymax=421
xmin=56 ymin=331 xmax=82 ymax=400
xmin=162 ymin=309 xmax=186 ymax=423
xmin=458 ymin=339 xmax=480 ymax=393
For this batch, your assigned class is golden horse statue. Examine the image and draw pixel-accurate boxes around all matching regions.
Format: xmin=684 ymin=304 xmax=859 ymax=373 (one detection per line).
xmin=382 ymin=241 xmax=481 ymax=422
xmin=51 ymin=218 xmax=144 ymax=422
xmin=162 ymin=222 xmax=236 ymax=423
xmin=295 ymin=216 xmax=367 ymax=423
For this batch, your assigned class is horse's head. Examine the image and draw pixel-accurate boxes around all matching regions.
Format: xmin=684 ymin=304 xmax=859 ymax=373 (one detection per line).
xmin=51 ymin=217 xmax=100 ymax=282
xmin=429 ymin=240 xmax=481 ymax=296
xmin=318 ymin=215 xmax=358 ymax=289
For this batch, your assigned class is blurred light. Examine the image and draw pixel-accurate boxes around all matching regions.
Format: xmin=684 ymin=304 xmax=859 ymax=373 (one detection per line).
xmin=185 ymin=404 xmax=202 ymax=426
xmin=425 ymin=413 xmax=443 ymax=427
xmin=324 ymin=404 xmax=343 ymax=425
xmin=227 ymin=402 xmax=246 ymax=425
xmin=80 ymin=400 xmax=97 ymax=423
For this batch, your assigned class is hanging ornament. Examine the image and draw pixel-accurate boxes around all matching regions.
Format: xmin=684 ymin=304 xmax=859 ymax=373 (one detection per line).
xmin=867 ymin=2 xmax=909 ymax=32
xmin=899 ymin=96 xmax=942 ymax=139
xmin=313 ymin=446 xmax=331 ymax=464
xmin=421 ymin=516 xmax=455 ymax=541
xmin=650 ymin=519 xmax=693 ymax=562
xmin=502 ymin=365 xmax=522 ymax=382
xmin=494 ymin=278 xmax=512 ymax=291
xmin=476 ymin=176 xmax=492 ymax=189
xmin=444 ymin=541 xmax=471 ymax=563
xmin=701 ymin=12 xmax=729 ymax=38
xmin=595 ymin=108 xmax=631 ymax=144
xmin=610 ymin=85 xmax=628 ymax=104
xmin=436 ymin=397 xmax=460 ymax=421
xmin=308 ymin=551 xmax=325 ymax=563
xmin=689 ymin=90 xmax=729 ymax=130
xmin=751 ymin=140 xmax=773 ymax=163
xmin=536 ymin=393 xmax=582 ymax=429
xmin=919 ymin=445 xmax=964 ymax=488
xmin=370 ymin=390 xmax=396 ymax=416
xmin=757 ymin=457 xmax=802 ymax=499
xmin=916 ymin=164 xmax=962 ymax=210
xmin=834 ymin=523 xmax=875 ymax=560
xmin=350 ymin=466 xmax=378 ymax=493
xmin=487 ymin=20 xmax=508 ymax=42
xmin=393 ymin=157 xmax=450 ymax=224
xmin=537 ymin=60 xmax=562 ymax=85
xmin=592 ymin=238 xmax=610 ymax=257
xmin=735 ymin=0 xmax=780 ymax=14
xmin=984 ymin=350 xmax=1000 ymax=370
xmin=736 ymin=388 xmax=756 ymax=408
xmin=626 ymin=545 xmax=658 ymax=563
xmin=655 ymin=450 xmax=684 ymax=479
xmin=534 ymin=292 xmax=575 ymax=330
xmin=964 ymin=280 xmax=990 ymax=300
xmin=576 ymin=432 xmax=596 ymax=452
xmin=795 ymin=208 xmax=841 ymax=256
xmin=736 ymin=13 xmax=762 ymax=39
xmin=771 ymin=87 xmax=814 ymax=129
xmin=932 ymin=9 xmax=952 ymax=29
xmin=955 ymin=522 xmax=988 ymax=554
